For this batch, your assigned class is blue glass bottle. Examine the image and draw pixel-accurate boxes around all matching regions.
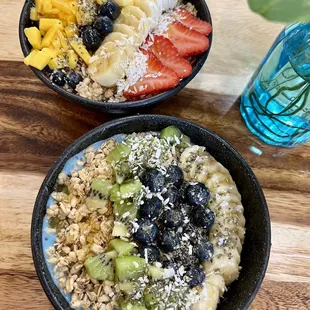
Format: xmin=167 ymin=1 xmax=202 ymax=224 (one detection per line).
xmin=240 ymin=23 xmax=310 ymax=147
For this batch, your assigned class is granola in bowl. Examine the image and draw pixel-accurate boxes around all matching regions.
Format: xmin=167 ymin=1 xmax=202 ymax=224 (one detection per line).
xmin=44 ymin=126 xmax=245 ymax=310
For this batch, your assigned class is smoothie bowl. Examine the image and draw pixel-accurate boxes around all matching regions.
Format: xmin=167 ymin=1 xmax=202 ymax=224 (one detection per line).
xmin=19 ymin=0 xmax=212 ymax=113
xmin=32 ymin=115 xmax=271 ymax=310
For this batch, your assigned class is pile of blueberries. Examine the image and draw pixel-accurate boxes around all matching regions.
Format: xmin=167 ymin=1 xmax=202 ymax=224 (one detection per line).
xmin=50 ymin=1 xmax=121 ymax=89
xmin=134 ymin=165 xmax=215 ymax=287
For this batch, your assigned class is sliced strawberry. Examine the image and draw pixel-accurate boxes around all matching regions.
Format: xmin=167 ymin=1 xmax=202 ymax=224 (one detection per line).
xmin=165 ymin=21 xmax=210 ymax=57
xmin=174 ymin=7 xmax=212 ymax=36
xmin=123 ymin=50 xmax=179 ymax=99
xmin=148 ymin=35 xmax=192 ymax=79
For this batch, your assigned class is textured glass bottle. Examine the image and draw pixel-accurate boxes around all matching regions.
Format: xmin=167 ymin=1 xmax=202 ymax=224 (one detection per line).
xmin=241 ymin=24 xmax=310 ymax=147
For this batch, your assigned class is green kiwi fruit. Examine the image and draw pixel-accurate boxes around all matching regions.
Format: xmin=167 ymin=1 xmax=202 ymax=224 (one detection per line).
xmin=110 ymin=239 xmax=135 ymax=256
xmin=113 ymin=201 xmax=138 ymax=221
xmin=118 ymin=282 xmax=136 ymax=294
xmin=84 ymin=250 xmax=117 ymax=281
xmin=160 ymin=126 xmax=182 ymax=144
xmin=116 ymin=162 xmax=132 ymax=184
xmin=107 ymin=143 xmax=131 ymax=164
xmin=119 ymin=179 xmax=142 ymax=199
xmin=112 ymin=222 xmax=129 ymax=237
xmin=178 ymin=135 xmax=191 ymax=148
xmin=147 ymin=265 xmax=164 ymax=280
xmin=115 ymin=256 xmax=146 ymax=281
xmin=85 ymin=179 xmax=112 ymax=211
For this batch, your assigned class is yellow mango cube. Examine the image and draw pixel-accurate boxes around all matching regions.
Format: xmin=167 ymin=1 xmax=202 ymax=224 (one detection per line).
xmin=42 ymin=47 xmax=58 ymax=58
xmin=57 ymin=30 xmax=70 ymax=50
xmin=69 ymin=39 xmax=91 ymax=65
xmin=39 ymin=18 xmax=63 ymax=34
xmin=51 ymin=8 xmax=61 ymax=14
xmin=24 ymin=50 xmax=39 ymax=66
xmin=51 ymin=0 xmax=72 ymax=14
xmin=66 ymin=14 xmax=77 ymax=24
xmin=64 ymin=24 xmax=77 ymax=38
xmin=35 ymin=0 xmax=43 ymax=13
xmin=30 ymin=7 xmax=39 ymax=21
xmin=41 ymin=26 xmax=58 ymax=48
xmin=67 ymin=49 xmax=78 ymax=69
xmin=70 ymin=0 xmax=78 ymax=15
xmin=48 ymin=57 xmax=64 ymax=70
xmin=52 ymin=36 xmax=62 ymax=49
xmin=43 ymin=0 xmax=53 ymax=14
xmin=24 ymin=27 xmax=41 ymax=50
xmin=29 ymin=51 xmax=52 ymax=70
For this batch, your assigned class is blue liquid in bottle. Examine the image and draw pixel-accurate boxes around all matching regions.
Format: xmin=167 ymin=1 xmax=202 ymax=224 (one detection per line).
xmin=241 ymin=23 xmax=310 ymax=147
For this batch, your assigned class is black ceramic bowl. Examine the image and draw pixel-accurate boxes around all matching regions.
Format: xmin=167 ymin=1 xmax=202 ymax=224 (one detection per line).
xmin=19 ymin=1 xmax=213 ymax=114
xmin=32 ymin=115 xmax=271 ymax=310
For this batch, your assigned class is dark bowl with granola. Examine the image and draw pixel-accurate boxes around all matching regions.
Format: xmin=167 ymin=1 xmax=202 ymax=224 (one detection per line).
xmin=19 ymin=0 xmax=213 ymax=113
xmin=32 ymin=115 xmax=271 ymax=310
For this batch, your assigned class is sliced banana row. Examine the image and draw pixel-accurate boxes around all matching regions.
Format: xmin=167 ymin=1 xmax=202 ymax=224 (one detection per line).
xmin=180 ymin=146 xmax=246 ymax=310
xmin=89 ymin=0 xmax=179 ymax=87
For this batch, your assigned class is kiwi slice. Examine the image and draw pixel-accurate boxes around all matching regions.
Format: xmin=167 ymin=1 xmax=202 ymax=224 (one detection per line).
xmin=119 ymin=282 xmax=136 ymax=294
xmin=110 ymin=239 xmax=135 ymax=256
xmin=143 ymin=289 xmax=157 ymax=309
xmin=160 ymin=126 xmax=182 ymax=144
xmin=107 ymin=143 xmax=131 ymax=164
xmin=178 ymin=135 xmax=191 ymax=148
xmin=110 ymin=184 xmax=121 ymax=202
xmin=116 ymin=162 xmax=132 ymax=184
xmin=85 ymin=179 xmax=112 ymax=211
xmin=114 ymin=201 xmax=138 ymax=221
xmin=120 ymin=179 xmax=142 ymax=199
xmin=84 ymin=250 xmax=117 ymax=281
xmin=115 ymin=256 xmax=146 ymax=281
xmin=120 ymin=301 xmax=147 ymax=310
xmin=147 ymin=265 xmax=164 ymax=280
xmin=112 ymin=222 xmax=129 ymax=237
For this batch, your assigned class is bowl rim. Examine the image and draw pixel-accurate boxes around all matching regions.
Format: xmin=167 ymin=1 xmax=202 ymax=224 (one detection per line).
xmin=31 ymin=114 xmax=271 ymax=310
xmin=19 ymin=0 xmax=213 ymax=112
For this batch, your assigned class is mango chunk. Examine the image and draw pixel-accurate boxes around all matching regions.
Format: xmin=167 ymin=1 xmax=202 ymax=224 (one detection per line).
xmin=69 ymin=39 xmax=91 ymax=65
xmin=42 ymin=47 xmax=58 ymax=58
xmin=24 ymin=27 xmax=41 ymax=50
xmin=57 ymin=30 xmax=70 ymax=50
xmin=35 ymin=0 xmax=43 ymax=13
xmin=51 ymin=0 xmax=72 ymax=14
xmin=43 ymin=0 xmax=53 ymax=14
xmin=41 ymin=25 xmax=58 ymax=48
xmin=39 ymin=18 xmax=63 ymax=34
xmin=52 ymin=36 xmax=62 ymax=49
xmin=29 ymin=51 xmax=52 ymax=70
xmin=51 ymin=8 xmax=61 ymax=14
xmin=30 ymin=7 xmax=39 ymax=21
xmin=67 ymin=49 xmax=78 ymax=69
xmin=64 ymin=24 xmax=77 ymax=38
xmin=24 ymin=50 xmax=39 ymax=66
xmin=48 ymin=56 xmax=65 ymax=70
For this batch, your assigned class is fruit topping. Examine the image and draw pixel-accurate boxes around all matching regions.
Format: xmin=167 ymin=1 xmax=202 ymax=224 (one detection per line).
xmin=161 ymin=209 xmax=184 ymax=228
xmin=159 ymin=229 xmax=181 ymax=253
xmin=194 ymin=240 xmax=214 ymax=261
xmin=114 ymin=201 xmax=138 ymax=220
xmin=84 ymin=250 xmax=117 ymax=281
xmin=165 ymin=21 xmax=210 ymax=57
xmin=191 ymin=206 xmax=215 ymax=229
xmin=185 ymin=182 xmax=210 ymax=206
xmin=139 ymin=245 xmax=160 ymax=263
xmin=134 ymin=219 xmax=159 ymax=244
xmin=166 ymin=165 xmax=184 ymax=188
xmin=110 ymin=238 xmax=136 ymax=256
xmin=147 ymin=265 xmax=164 ymax=280
xmin=148 ymin=35 xmax=192 ymax=79
xmin=120 ymin=301 xmax=147 ymax=310
xmin=81 ymin=25 xmax=102 ymax=51
xmin=174 ymin=7 xmax=212 ymax=36
xmin=139 ymin=197 xmax=162 ymax=219
xmin=123 ymin=50 xmax=179 ymax=99
xmin=186 ymin=265 xmax=205 ymax=288
xmin=67 ymin=71 xmax=83 ymax=89
xmin=119 ymin=179 xmax=142 ymax=198
xmin=51 ymin=69 xmax=66 ymax=86
xmin=115 ymin=255 xmax=146 ymax=281
xmin=94 ymin=15 xmax=114 ymax=36
xmin=162 ymin=186 xmax=181 ymax=206
xmin=99 ymin=0 xmax=121 ymax=21
xmin=160 ymin=125 xmax=182 ymax=144
xmin=107 ymin=143 xmax=131 ymax=163
xmin=112 ymin=222 xmax=129 ymax=237
xmin=141 ymin=168 xmax=165 ymax=193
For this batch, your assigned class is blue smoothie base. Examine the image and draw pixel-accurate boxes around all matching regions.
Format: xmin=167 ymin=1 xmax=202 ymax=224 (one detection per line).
xmin=42 ymin=135 xmax=124 ymax=305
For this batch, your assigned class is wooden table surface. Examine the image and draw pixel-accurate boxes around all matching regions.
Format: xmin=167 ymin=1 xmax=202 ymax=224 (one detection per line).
xmin=0 ymin=0 xmax=309 ymax=309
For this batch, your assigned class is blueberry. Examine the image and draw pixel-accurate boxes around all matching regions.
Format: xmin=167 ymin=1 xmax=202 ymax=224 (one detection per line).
xmin=51 ymin=70 xmax=66 ymax=86
xmin=161 ymin=209 xmax=184 ymax=228
xmin=141 ymin=169 xmax=165 ymax=192
xmin=166 ymin=165 xmax=184 ymax=187
xmin=179 ymin=182 xmax=190 ymax=201
xmin=140 ymin=197 xmax=162 ymax=219
xmin=139 ymin=245 xmax=160 ymax=263
xmin=186 ymin=265 xmax=205 ymax=288
xmin=134 ymin=219 xmax=158 ymax=244
xmin=181 ymin=204 xmax=193 ymax=216
xmin=93 ymin=16 xmax=113 ymax=36
xmin=191 ymin=206 xmax=215 ymax=229
xmin=67 ymin=72 xmax=83 ymax=89
xmin=99 ymin=0 xmax=120 ymax=21
xmin=195 ymin=240 xmax=214 ymax=261
xmin=159 ymin=229 xmax=181 ymax=253
xmin=162 ymin=186 xmax=180 ymax=206
xmin=82 ymin=26 xmax=102 ymax=51
xmin=186 ymin=182 xmax=210 ymax=206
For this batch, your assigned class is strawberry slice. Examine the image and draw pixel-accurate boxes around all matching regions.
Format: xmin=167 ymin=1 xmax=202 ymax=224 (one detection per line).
xmin=123 ymin=50 xmax=179 ymax=99
xmin=165 ymin=21 xmax=210 ymax=57
xmin=174 ymin=8 xmax=212 ymax=36
xmin=148 ymin=35 xmax=192 ymax=79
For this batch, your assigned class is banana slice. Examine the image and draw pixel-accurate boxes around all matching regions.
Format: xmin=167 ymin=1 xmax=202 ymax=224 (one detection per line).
xmin=113 ymin=0 xmax=135 ymax=6
xmin=192 ymin=281 xmax=220 ymax=310
xmin=151 ymin=0 xmax=163 ymax=12
xmin=122 ymin=5 xmax=147 ymax=20
xmin=206 ymin=274 xmax=226 ymax=297
xmin=113 ymin=23 xmax=143 ymax=46
xmin=88 ymin=41 xmax=129 ymax=87
xmin=134 ymin=0 xmax=161 ymax=29
xmin=162 ymin=0 xmax=178 ymax=11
